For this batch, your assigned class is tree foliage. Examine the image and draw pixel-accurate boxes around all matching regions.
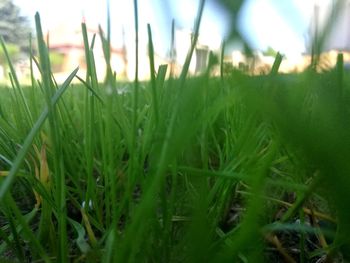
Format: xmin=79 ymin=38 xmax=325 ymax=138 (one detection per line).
xmin=0 ymin=0 xmax=31 ymax=51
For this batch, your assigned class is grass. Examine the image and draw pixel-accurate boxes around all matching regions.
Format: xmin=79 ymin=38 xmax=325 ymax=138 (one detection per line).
xmin=1 ymin=0 xmax=350 ymax=262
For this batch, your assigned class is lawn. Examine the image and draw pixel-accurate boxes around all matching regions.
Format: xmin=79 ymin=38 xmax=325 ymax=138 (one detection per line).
xmin=1 ymin=1 xmax=350 ymax=263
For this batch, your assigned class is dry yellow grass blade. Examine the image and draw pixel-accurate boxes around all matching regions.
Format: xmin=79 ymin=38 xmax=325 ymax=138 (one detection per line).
xmin=265 ymin=234 xmax=297 ymax=263
xmin=81 ymin=208 xmax=98 ymax=247
xmin=39 ymin=143 xmax=50 ymax=186
xmin=34 ymin=163 xmax=42 ymax=209
xmin=32 ymin=139 xmax=51 ymax=209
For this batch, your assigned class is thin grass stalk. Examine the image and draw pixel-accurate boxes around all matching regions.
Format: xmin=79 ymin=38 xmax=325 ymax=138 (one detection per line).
xmin=106 ymin=0 xmax=113 ymax=83
xmin=29 ymin=35 xmax=36 ymax=88
xmin=270 ymin=52 xmax=283 ymax=76
xmin=35 ymin=13 xmax=68 ymax=262
xmin=147 ymin=23 xmax=159 ymax=124
xmin=98 ymin=24 xmax=113 ymax=84
xmin=125 ymin=0 xmax=140 ymax=216
xmin=81 ymin=23 xmax=99 ymax=218
xmin=106 ymin=92 xmax=118 ymax=228
xmin=220 ymin=40 xmax=225 ymax=82
xmin=170 ymin=19 xmax=176 ymax=78
xmin=101 ymin=1 xmax=120 ymax=224
xmin=87 ymin=49 xmax=99 ymax=207
xmin=105 ymin=94 xmax=118 ymax=225
xmin=178 ymin=0 xmax=205 ymax=83
xmin=81 ymin=25 xmax=93 ymax=210
xmin=82 ymin=23 xmax=92 ymax=84
xmin=335 ymin=53 xmax=343 ymax=103
xmin=0 ymin=37 xmax=33 ymax=128
xmin=29 ymin=35 xmax=39 ymax=120
xmin=130 ymin=0 xmax=139 ymax=165
xmin=155 ymin=64 xmax=167 ymax=103
xmin=97 ymin=5 xmax=119 ymax=226
xmin=6 ymin=73 xmax=25 ymax=134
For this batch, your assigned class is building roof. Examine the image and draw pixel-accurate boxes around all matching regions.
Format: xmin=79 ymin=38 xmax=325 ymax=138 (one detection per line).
xmin=47 ymin=24 xmax=124 ymax=55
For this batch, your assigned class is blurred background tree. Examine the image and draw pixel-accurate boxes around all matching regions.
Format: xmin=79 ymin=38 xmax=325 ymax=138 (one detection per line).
xmin=0 ymin=0 xmax=31 ymax=79
xmin=0 ymin=0 xmax=31 ymax=53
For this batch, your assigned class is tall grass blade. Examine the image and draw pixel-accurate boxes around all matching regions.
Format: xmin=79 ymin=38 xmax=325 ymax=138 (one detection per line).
xmin=170 ymin=19 xmax=176 ymax=77
xmin=81 ymin=22 xmax=99 ymax=218
xmin=220 ymin=40 xmax=225 ymax=81
xmin=0 ymin=37 xmax=33 ymax=128
xmin=147 ymin=23 xmax=159 ymax=124
xmin=35 ymin=12 xmax=69 ymax=262
xmin=270 ymin=52 xmax=283 ymax=75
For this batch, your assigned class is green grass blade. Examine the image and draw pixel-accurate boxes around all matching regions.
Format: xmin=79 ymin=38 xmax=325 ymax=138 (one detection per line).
xmin=147 ymin=23 xmax=159 ymax=124
xmin=270 ymin=52 xmax=283 ymax=75
xmin=82 ymin=22 xmax=99 ymax=216
xmin=156 ymin=64 xmax=167 ymax=100
xmin=170 ymin=19 xmax=176 ymax=77
xmin=178 ymin=0 xmax=206 ymax=82
xmin=220 ymin=40 xmax=225 ymax=81
xmin=0 ymin=67 xmax=78 ymax=200
xmin=0 ymin=37 xmax=33 ymax=127
xmin=35 ymin=12 xmax=69 ymax=262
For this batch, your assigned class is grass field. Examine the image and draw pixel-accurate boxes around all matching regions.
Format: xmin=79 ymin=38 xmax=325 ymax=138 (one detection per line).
xmin=1 ymin=1 xmax=350 ymax=262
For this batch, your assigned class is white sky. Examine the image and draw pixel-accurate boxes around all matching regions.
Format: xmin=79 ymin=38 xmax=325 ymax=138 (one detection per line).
xmin=238 ymin=0 xmax=340 ymax=58
xmin=13 ymin=0 xmax=223 ymax=56
xmin=13 ymin=0 xmax=339 ymax=58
